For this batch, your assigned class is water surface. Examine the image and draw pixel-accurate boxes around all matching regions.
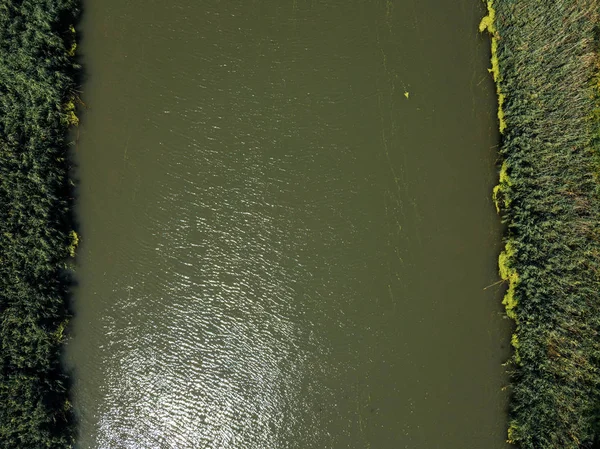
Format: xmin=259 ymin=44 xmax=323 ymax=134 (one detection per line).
xmin=68 ymin=1 xmax=510 ymax=448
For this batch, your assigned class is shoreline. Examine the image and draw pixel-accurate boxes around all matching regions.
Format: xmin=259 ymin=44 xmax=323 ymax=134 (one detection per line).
xmin=0 ymin=1 xmax=80 ymax=447
xmin=481 ymin=0 xmax=600 ymax=447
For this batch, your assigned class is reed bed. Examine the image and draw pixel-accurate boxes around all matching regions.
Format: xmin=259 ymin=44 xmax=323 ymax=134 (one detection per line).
xmin=0 ymin=0 xmax=79 ymax=447
xmin=482 ymin=0 xmax=600 ymax=447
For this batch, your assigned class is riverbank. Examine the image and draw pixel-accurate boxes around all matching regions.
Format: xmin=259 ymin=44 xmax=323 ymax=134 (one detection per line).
xmin=0 ymin=0 xmax=80 ymax=447
xmin=481 ymin=0 xmax=600 ymax=447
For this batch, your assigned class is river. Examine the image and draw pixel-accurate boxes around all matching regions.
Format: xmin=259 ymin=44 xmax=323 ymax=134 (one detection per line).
xmin=66 ymin=0 xmax=510 ymax=448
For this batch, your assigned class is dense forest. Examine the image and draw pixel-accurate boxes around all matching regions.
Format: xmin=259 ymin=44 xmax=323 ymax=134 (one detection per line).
xmin=0 ymin=0 xmax=79 ymax=448
xmin=481 ymin=0 xmax=600 ymax=448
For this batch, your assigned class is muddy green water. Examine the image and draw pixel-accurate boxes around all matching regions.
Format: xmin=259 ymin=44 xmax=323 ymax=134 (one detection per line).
xmin=66 ymin=1 xmax=510 ymax=448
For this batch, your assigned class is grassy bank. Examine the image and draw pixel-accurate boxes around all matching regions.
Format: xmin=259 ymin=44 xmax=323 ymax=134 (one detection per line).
xmin=481 ymin=0 xmax=600 ymax=447
xmin=0 ymin=0 xmax=80 ymax=447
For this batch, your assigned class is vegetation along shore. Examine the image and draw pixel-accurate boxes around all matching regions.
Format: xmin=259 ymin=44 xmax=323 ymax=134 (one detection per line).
xmin=481 ymin=0 xmax=600 ymax=447
xmin=0 ymin=0 xmax=80 ymax=447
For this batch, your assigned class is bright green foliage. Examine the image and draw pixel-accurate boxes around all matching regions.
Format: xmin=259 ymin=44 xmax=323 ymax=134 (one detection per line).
xmin=0 ymin=0 xmax=79 ymax=448
xmin=480 ymin=1 xmax=507 ymax=133
xmin=483 ymin=0 xmax=600 ymax=448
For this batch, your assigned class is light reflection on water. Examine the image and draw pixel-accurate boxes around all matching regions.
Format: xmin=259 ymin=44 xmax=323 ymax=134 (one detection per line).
xmin=90 ymin=197 xmax=320 ymax=448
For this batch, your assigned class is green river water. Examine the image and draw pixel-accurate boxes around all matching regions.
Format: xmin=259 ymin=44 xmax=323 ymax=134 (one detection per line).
xmin=66 ymin=0 xmax=511 ymax=448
